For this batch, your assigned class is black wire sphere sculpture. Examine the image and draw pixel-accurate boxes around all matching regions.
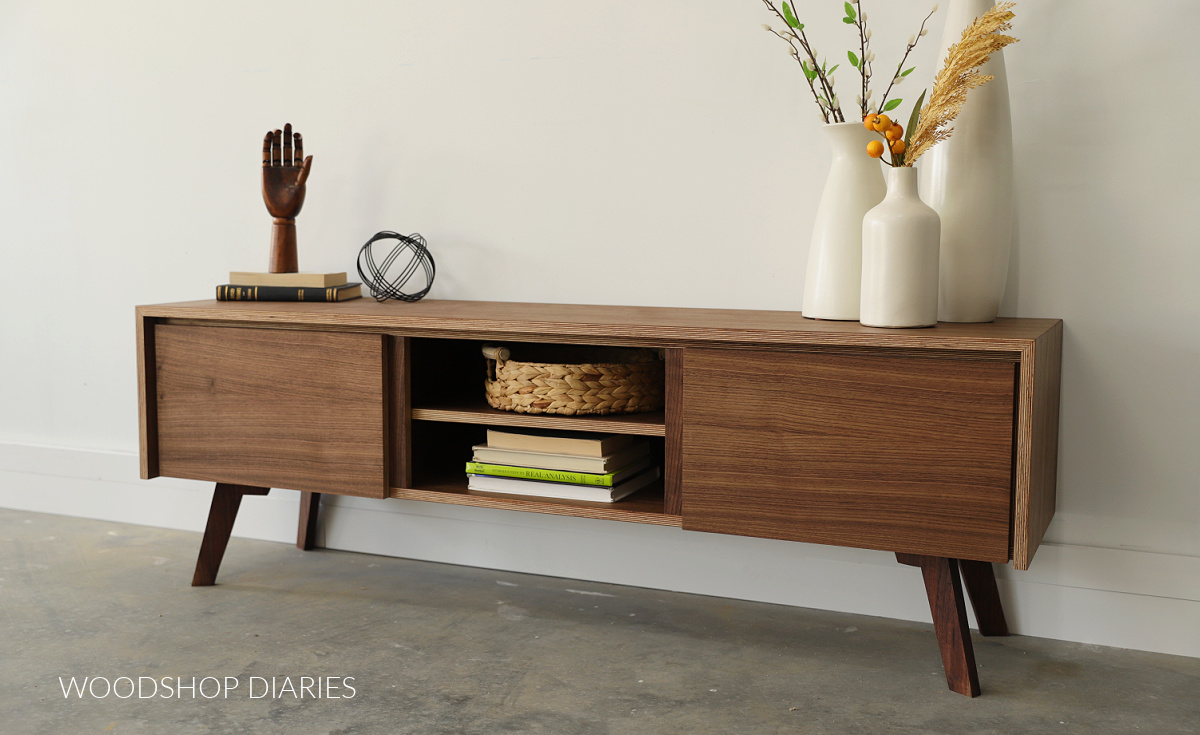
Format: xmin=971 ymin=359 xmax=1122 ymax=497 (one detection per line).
xmin=356 ymin=230 xmax=435 ymax=302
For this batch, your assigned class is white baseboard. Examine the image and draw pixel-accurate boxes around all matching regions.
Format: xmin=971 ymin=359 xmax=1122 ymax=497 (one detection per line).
xmin=1 ymin=441 xmax=1196 ymax=659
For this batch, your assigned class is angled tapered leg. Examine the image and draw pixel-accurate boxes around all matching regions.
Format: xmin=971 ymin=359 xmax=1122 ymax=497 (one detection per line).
xmin=958 ymin=559 xmax=1009 ymax=637
xmin=896 ymin=553 xmax=981 ymax=697
xmin=297 ymin=492 xmax=321 ymax=550
xmin=192 ymin=483 xmax=270 ymax=587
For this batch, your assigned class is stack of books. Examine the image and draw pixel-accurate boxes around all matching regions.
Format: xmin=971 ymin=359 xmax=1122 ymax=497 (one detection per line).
xmin=466 ymin=428 xmax=660 ymax=503
xmin=216 ymin=271 xmax=362 ymax=302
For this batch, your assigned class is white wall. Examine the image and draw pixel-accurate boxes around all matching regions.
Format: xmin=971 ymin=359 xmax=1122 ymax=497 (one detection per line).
xmin=1 ymin=1 xmax=1197 ymax=657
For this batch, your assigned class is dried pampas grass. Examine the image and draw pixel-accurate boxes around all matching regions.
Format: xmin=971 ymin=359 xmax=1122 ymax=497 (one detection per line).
xmin=904 ymin=2 xmax=1019 ymax=165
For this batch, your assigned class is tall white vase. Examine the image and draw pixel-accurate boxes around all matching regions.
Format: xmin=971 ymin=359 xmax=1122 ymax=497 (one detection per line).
xmin=802 ymin=122 xmax=886 ymax=320
xmin=861 ymin=167 xmax=941 ymax=329
xmin=919 ymin=0 xmax=1014 ymax=323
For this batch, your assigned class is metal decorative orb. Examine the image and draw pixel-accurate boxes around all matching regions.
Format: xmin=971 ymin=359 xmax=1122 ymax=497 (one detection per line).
xmin=356 ymin=231 xmax=435 ymax=302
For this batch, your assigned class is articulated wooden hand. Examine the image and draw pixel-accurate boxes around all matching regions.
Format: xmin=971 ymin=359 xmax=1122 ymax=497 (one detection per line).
xmin=262 ymin=123 xmax=313 ymax=273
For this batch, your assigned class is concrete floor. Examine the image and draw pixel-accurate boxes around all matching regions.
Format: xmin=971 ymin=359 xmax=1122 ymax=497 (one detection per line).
xmin=1 ymin=509 xmax=1196 ymax=735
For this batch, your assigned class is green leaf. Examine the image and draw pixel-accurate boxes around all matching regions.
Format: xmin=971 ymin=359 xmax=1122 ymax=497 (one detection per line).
xmin=848 ymin=50 xmax=859 ymax=67
xmin=827 ymin=64 xmax=839 ymax=76
xmin=844 ymin=2 xmax=856 ymax=20
xmin=801 ymin=60 xmax=817 ymax=81
xmin=901 ymin=67 xmax=915 ymax=77
xmin=904 ymin=89 xmax=927 ymax=151
xmin=883 ymin=98 xmax=903 ymax=112
xmin=842 ymin=17 xmax=855 ymax=23
xmin=782 ymin=1 xmax=800 ymax=28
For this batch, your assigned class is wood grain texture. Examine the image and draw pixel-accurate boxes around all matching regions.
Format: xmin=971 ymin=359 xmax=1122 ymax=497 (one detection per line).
xmin=958 ymin=559 xmax=1009 ymax=637
xmin=193 ymin=483 xmax=270 ymax=586
xmin=897 ymin=553 xmax=981 ymax=697
xmin=137 ymin=313 xmax=160 ymax=480
xmin=389 ymin=336 xmax=411 ymax=489
xmin=297 ymin=492 xmax=321 ymax=550
xmin=1013 ymin=320 xmax=1063 ymax=570
xmin=411 ymin=405 xmax=666 ymax=436
xmin=136 ymin=301 xmax=1061 ymax=568
xmin=663 ymin=348 xmax=684 ymax=516
xmin=268 ymin=220 xmax=298 ymax=273
xmin=391 ymin=481 xmax=678 ymax=527
xmin=138 ymin=299 xmax=1059 ymax=352
xmin=154 ymin=324 xmax=387 ymax=497
xmin=682 ymin=349 xmax=1015 ymax=562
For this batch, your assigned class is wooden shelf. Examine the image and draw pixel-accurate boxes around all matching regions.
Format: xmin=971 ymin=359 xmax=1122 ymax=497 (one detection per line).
xmin=410 ymin=401 xmax=666 ymax=437
xmin=391 ymin=477 xmax=678 ymax=527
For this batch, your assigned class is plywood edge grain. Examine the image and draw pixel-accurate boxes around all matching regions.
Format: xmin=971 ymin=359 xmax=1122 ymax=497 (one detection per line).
xmin=137 ymin=300 xmax=1059 ymax=352
xmin=410 ymin=407 xmax=666 ymax=436
xmin=663 ymin=348 xmax=684 ymax=516
xmin=389 ymin=487 xmax=681 ymax=527
xmin=136 ymin=310 xmax=159 ymax=479
xmin=389 ymin=336 xmax=412 ymax=490
xmin=1012 ymin=320 xmax=1064 ymax=570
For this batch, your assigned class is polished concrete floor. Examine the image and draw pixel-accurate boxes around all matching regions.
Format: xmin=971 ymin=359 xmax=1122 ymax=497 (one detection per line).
xmin=1 ymin=509 xmax=1197 ymax=735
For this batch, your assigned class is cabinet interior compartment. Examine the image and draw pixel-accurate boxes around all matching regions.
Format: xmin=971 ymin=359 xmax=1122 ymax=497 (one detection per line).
xmin=397 ymin=337 xmax=673 ymax=523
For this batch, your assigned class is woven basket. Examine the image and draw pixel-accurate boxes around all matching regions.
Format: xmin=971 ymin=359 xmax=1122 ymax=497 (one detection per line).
xmin=483 ymin=344 xmax=664 ymax=416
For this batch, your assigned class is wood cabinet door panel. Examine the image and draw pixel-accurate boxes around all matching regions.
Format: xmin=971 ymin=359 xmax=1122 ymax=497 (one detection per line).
xmin=155 ymin=325 xmax=386 ymax=497
xmin=681 ymin=349 xmax=1015 ymax=561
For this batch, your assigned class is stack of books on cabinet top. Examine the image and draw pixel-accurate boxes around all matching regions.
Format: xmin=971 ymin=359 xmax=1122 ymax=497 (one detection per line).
xmin=466 ymin=428 xmax=660 ymax=503
xmin=216 ymin=271 xmax=362 ymax=302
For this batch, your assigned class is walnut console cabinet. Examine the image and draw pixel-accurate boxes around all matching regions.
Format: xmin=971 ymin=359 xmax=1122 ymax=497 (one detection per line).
xmin=136 ymin=299 xmax=1062 ymax=697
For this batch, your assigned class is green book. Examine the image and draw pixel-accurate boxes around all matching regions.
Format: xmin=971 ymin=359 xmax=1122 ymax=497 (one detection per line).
xmin=467 ymin=466 xmax=661 ymax=503
xmin=464 ymin=457 xmax=652 ymax=487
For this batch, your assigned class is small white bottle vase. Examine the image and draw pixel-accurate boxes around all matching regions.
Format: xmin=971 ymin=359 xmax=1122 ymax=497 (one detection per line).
xmin=919 ymin=0 xmax=1015 ymax=322
xmin=802 ymin=122 xmax=887 ymax=320
xmin=860 ymin=167 xmax=941 ymax=328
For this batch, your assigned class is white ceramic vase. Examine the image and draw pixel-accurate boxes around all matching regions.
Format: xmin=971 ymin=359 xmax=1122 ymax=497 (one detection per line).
xmin=919 ymin=0 xmax=1015 ymax=323
xmin=802 ymin=122 xmax=886 ymax=320
xmin=861 ymin=167 xmax=940 ymax=329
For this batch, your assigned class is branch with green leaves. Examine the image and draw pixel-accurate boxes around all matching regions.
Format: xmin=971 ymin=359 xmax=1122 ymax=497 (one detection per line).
xmin=842 ymin=1 xmax=872 ymax=120
xmin=760 ymin=0 xmax=846 ymax=123
xmin=757 ymin=0 xmax=937 ymax=124
xmin=874 ymin=5 xmax=939 ymax=118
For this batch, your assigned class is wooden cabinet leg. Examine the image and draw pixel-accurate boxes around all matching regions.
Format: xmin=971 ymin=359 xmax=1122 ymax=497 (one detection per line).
xmin=297 ymin=492 xmax=321 ymax=550
xmin=958 ymin=559 xmax=1010 ymax=637
xmin=896 ymin=553 xmax=981 ymax=697
xmin=191 ymin=483 xmax=270 ymax=587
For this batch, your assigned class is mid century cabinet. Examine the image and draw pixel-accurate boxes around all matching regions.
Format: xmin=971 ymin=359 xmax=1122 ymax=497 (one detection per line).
xmin=136 ymin=299 xmax=1062 ymax=697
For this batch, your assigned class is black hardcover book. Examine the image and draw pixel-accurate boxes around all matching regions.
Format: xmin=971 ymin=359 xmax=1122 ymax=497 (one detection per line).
xmin=216 ymin=283 xmax=363 ymax=302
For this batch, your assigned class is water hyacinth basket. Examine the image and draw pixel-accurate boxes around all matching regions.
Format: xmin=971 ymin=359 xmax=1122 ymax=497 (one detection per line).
xmin=482 ymin=344 xmax=664 ymax=416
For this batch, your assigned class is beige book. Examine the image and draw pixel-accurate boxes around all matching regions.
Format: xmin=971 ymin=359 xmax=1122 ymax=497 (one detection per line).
xmin=485 ymin=428 xmax=638 ymax=458
xmin=470 ymin=443 xmax=649 ymax=473
xmin=229 ymin=271 xmax=347 ymax=287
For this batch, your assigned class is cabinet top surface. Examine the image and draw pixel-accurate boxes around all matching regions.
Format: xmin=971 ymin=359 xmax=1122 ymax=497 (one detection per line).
xmin=138 ymin=299 xmax=1060 ymax=351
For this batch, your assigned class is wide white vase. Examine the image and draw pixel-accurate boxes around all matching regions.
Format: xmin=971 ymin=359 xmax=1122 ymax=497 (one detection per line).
xmin=861 ymin=167 xmax=941 ymax=329
xmin=919 ymin=0 xmax=1015 ymax=323
xmin=802 ymin=122 xmax=886 ymax=320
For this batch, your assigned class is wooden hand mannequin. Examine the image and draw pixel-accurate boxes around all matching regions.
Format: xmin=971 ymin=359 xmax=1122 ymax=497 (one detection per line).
xmin=262 ymin=123 xmax=313 ymax=273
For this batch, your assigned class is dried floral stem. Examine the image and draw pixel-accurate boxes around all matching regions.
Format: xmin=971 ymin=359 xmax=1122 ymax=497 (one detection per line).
xmin=905 ymin=2 xmax=1019 ymax=165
